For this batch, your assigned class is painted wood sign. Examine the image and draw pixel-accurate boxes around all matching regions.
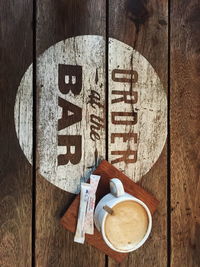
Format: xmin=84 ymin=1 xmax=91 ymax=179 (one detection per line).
xmin=15 ymin=35 xmax=167 ymax=193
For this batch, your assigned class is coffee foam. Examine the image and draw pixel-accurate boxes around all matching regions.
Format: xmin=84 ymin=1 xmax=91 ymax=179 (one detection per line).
xmin=104 ymin=200 xmax=149 ymax=251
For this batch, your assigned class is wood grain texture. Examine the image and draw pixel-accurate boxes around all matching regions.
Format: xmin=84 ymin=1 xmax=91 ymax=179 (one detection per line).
xmin=108 ymin=38 xmax=167 ymax=182
xmin=35 ymin=0 xmax=106 ymax=266
xmin=171 ymin=1 xmax=200 ymax=266
xmin=1 ymin=0 xmax=199 ymax=266
xmin=36 ymin=35 xmax=106 ymax=193
xmin=108 ymin=0 xmax=168 ymax=266
xmin=14 ymin=35 xmax=107 ymax=193
xmin=61 ymin=160 xmax=159 ymax=263
xmin=0 ymin=0 xmax=33 ymax=266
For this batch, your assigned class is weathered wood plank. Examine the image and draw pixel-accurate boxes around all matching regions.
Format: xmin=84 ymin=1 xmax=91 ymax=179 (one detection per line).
xmin=108 ymin=0 xmax=168 ymax=266
xmin=0 ymin=0 xmax=33 ymax=266
xmin=108 ymin=38 xmax=167 ymax=182
xmin=35 ymin=35 xmax=106 ymax=193
xmin=35 ymin=0 xmax=106 ymax=266
xmin=171 ymin=0 xmax=200 ymax=266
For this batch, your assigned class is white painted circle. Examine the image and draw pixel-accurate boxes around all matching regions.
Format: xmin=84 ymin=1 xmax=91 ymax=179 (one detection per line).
xmin=14 ymin=35 xmax=167 ymax=193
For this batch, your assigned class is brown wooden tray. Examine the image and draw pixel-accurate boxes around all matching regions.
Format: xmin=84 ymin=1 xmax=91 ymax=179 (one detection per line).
xmin=60 ymin=160 xmax=159 ymax=263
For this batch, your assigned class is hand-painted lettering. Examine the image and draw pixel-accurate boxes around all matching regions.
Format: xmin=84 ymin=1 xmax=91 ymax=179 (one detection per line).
xmin=111 ymin=150 xmax=137 ymax=164
xmin=90 ymin=114 xmax=104 ymax=141
xmin=111 ymin=133 xmax=137 ymax=143
xmin=111 ymin=112 xmax=138 ymax=125
xmin=58 ymin=97 xmax=82 ymax=131
xmin=58 ymin=135 xmax=82 ymax=165
xmin=57 ymin=65 xmax=83 ymax=167
xmin=58 ymin=64 xmax=82 ymax=95
xmin=88 ymin=90 xmax=104 ymax=109
xmin=111 ymin=90 xmax=138 ymax=104
xmin=111 ymin=68 xmax=139 ymax=164
xmin=112 ymin=69 xmax=138 ymax=83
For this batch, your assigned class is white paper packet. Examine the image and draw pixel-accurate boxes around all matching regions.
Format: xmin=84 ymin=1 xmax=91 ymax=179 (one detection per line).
xmin=85 ymin=174 xmax=101 ymax=234
xmin=74 ymin=182 xmax=90 ymax=244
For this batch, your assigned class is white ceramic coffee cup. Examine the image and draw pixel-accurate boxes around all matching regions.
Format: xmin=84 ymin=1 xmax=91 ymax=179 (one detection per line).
xmin=94 ymin=178 xmax=152 ymax=253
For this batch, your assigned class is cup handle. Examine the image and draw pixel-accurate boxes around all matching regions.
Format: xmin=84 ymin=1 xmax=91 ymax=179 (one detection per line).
xmin=110 ymin=178 xmax=125 ymax=197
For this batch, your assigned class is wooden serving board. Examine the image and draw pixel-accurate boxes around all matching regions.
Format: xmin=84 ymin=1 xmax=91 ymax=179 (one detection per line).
xmin=60 ymin=160 xmax=159 ymax=263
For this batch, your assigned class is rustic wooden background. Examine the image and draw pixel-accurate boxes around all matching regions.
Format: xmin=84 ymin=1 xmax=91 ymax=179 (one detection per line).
xmin=0 ymin=0 xmax=199 ymax=266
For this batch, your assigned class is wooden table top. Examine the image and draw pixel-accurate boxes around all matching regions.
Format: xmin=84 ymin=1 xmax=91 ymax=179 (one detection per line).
xmin=0 ymin=0 xmax=199 ymax=266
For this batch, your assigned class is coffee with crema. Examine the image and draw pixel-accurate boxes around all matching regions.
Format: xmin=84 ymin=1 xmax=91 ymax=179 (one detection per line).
xmin=104 ymin=200 xmax=149 ymax=251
